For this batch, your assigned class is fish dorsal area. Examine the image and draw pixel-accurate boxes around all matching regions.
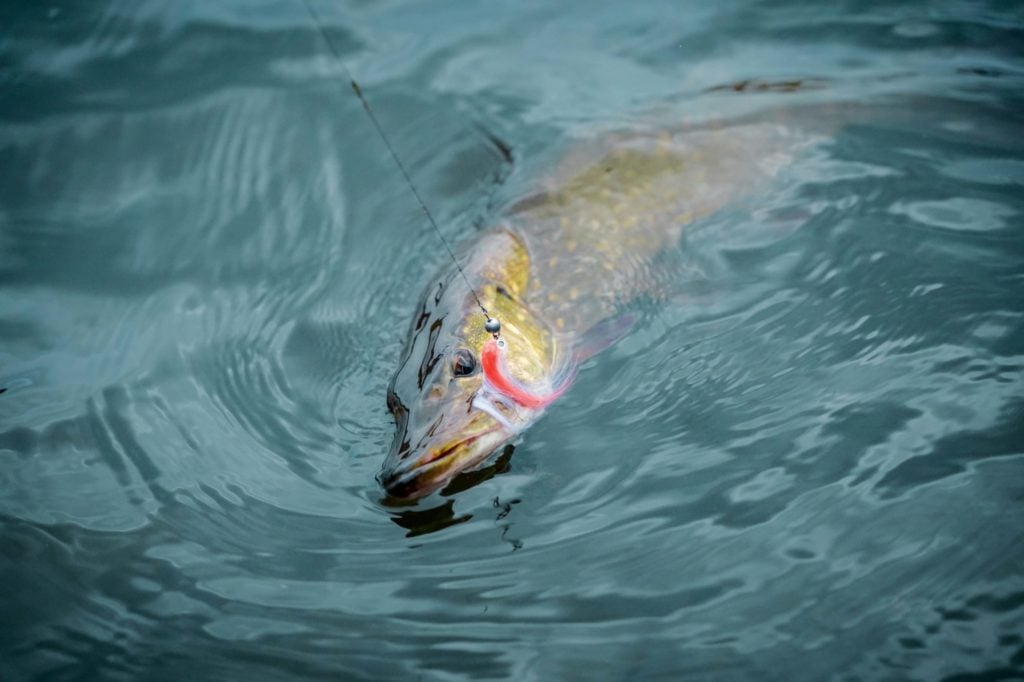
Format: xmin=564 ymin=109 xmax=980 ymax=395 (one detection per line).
xmin=506 ymin=126 xmax=797 ymax=335
xmin=508 ymin=140 xmax=701 ymax=334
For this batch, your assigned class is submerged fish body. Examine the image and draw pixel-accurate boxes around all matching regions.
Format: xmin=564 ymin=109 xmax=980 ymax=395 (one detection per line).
xmin=380 ymin=120 xmax=809 ymax=499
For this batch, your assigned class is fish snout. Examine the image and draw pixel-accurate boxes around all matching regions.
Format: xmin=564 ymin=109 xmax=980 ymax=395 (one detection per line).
xmin=379 ymin=410 xmax=510 ymax=500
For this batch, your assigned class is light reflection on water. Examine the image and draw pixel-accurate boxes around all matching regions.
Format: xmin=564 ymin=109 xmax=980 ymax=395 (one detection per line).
xmin=1 ymin=0 xmax=1023 ymax=679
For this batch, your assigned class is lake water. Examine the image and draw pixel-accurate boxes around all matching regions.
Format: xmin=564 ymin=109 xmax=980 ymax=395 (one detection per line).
xmin=2 ymin=1 xmax=1023 ymax=680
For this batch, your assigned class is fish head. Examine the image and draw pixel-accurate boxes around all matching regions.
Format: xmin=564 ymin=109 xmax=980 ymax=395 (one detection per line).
xmin=380 ymin=231 xmax=564 ymax=500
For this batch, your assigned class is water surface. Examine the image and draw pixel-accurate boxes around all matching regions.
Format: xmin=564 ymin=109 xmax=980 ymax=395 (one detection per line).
xmin=2 ymin=0 xmax=1023 ymax=680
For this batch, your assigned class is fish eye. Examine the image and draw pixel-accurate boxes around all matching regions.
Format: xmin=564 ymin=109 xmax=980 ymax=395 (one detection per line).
xmin=451 ymin=348 xmax=477 ymax=377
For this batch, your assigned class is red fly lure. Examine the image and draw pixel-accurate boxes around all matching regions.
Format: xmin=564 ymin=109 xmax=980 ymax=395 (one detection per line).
xmin=479 ymin=337 xmax=572 ymax=409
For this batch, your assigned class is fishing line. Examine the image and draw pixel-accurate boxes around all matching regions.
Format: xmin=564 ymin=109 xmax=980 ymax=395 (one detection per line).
xmin=299 ymin=0 xmax=499 ymax=334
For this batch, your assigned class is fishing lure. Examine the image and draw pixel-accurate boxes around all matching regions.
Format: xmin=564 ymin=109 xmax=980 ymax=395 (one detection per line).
xmin=472 ymin=335 xmax=572 ymax=433
xmin=480 ymin=337 xmax=572 ymax=409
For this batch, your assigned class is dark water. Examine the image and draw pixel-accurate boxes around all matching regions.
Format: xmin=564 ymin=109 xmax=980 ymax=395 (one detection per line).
xmin=2 ymin=0 xmax=1023 ymax=680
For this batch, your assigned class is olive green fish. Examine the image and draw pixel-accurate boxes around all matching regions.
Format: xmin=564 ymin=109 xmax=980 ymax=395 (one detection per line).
xmin=380 ymin=119 xmax=810 ymax=499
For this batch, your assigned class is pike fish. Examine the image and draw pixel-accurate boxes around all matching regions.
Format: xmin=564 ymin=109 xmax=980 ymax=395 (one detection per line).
xmin=380 ymin=118 xmax=810 ymax=499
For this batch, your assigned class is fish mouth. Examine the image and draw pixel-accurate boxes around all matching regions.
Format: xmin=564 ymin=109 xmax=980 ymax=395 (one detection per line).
xmin=379 ymin=426 xmax=510 ymax=501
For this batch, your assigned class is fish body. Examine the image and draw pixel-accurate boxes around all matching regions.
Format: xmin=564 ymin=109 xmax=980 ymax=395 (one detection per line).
xmin=381 ymin=121 xmax=806 ymax=499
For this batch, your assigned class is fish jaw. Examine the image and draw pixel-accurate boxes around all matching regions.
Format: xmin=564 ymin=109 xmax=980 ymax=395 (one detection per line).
xmin=379 ymin=412 xmax=514 ymax=500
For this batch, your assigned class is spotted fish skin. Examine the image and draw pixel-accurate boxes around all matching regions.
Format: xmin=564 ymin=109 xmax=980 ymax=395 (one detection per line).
xmin=381 ymin=120 xmax=811 ymax=500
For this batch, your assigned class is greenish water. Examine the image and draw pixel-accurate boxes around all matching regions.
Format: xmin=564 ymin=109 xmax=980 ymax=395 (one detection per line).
xmin=2 ymin=1 xmax=1023 ymax=680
